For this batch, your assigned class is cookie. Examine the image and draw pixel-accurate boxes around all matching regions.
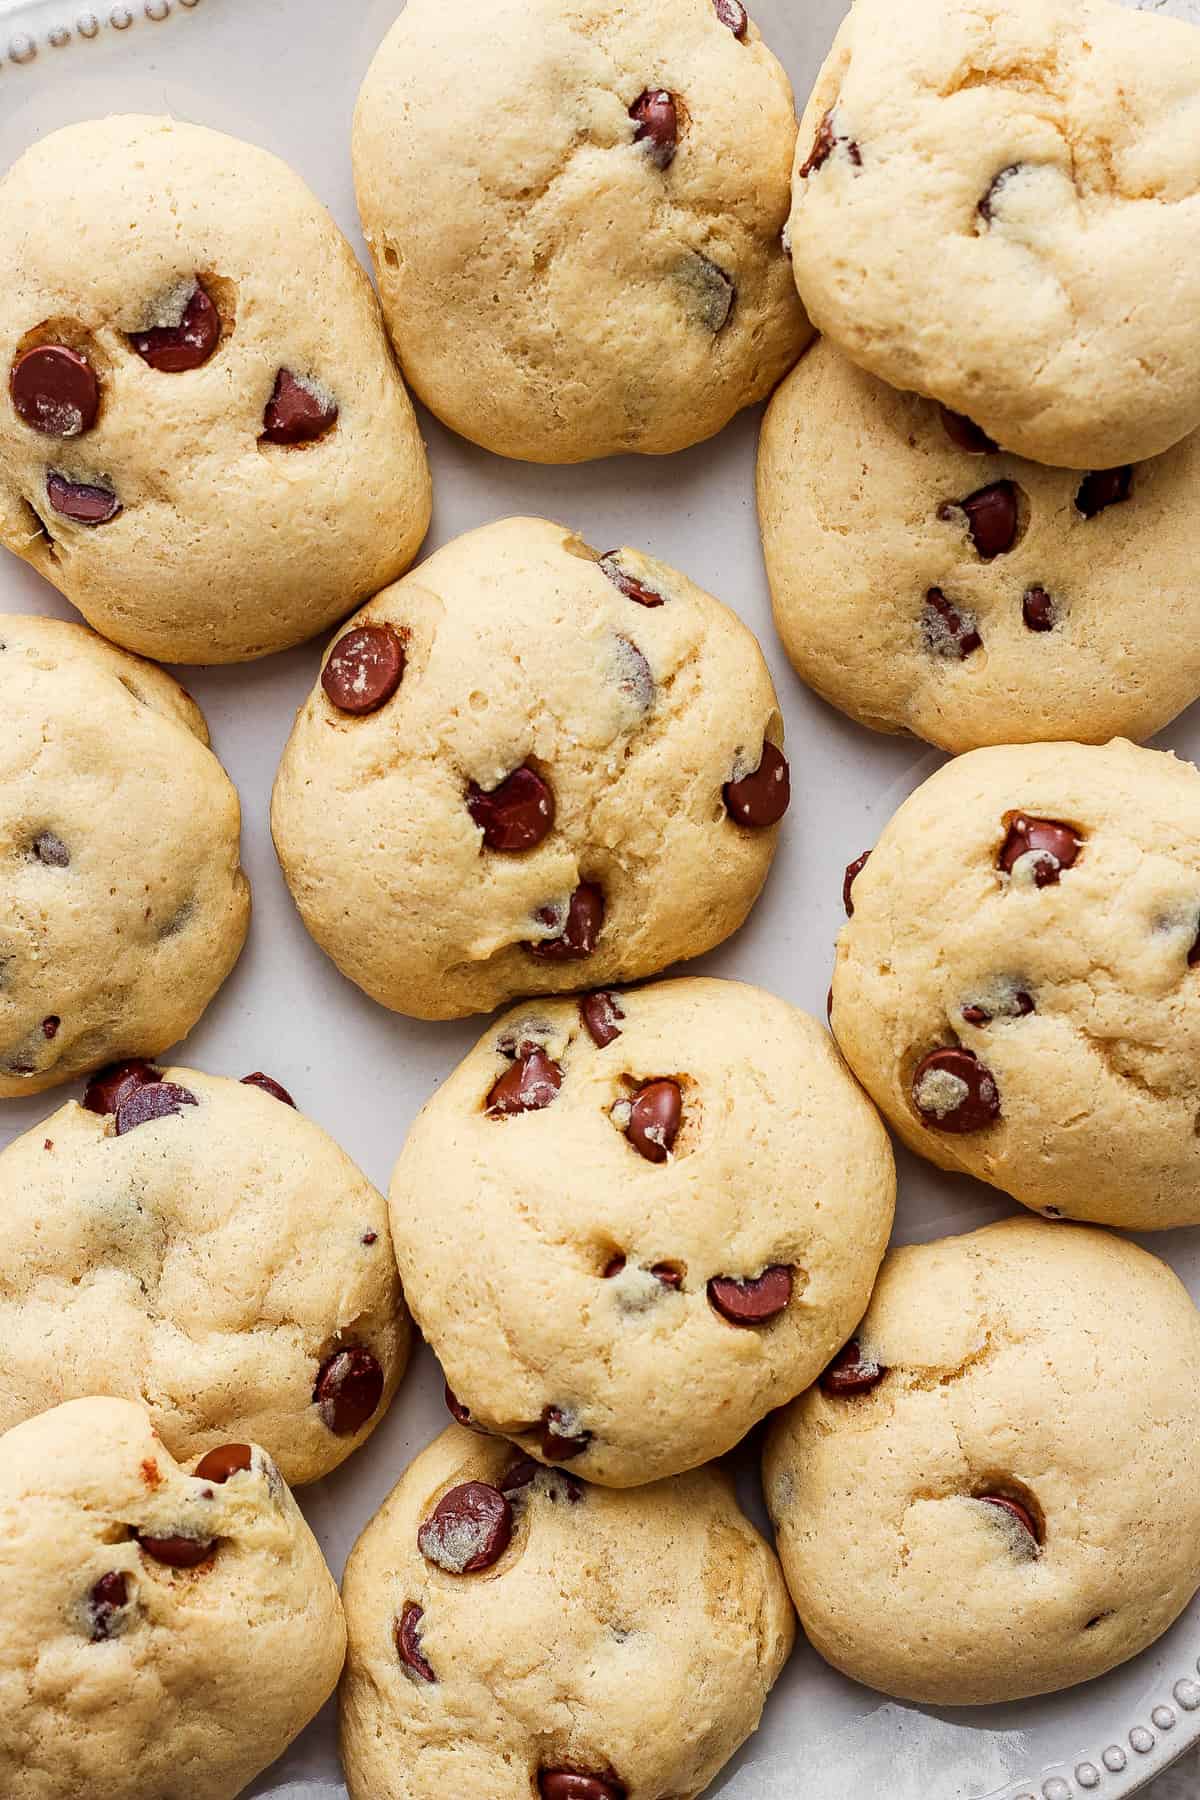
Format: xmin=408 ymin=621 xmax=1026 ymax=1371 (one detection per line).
xmin=389 ymin=977 xmax=895 ymax=1485
xmin=0 ymin=1395 xmax=345 ymax=1799
xmin=272 ymin=518 xmax=789 ymax=1021
xmin=759 ymin=338 xmax=1200 ymax=752
xmin=764 ymin=1218 xmax=1200 ymax=1705
xmin=352 ymin=0 xmax=809 ymax=463
xmin=339 ymin=1422 xmax=795 ymax=1800
xmin=0 ymin=1063 xmax=409 ymax=1484
xmin=830 ymin=738 xmax=1200 ymax=1229
xmin=0 ymin=115 xmax=431 ymax=663
xmin=787 ymin=0 xmax=1200 ymax=469
xmin=0 ymin=614 xmax=249 ymax=1096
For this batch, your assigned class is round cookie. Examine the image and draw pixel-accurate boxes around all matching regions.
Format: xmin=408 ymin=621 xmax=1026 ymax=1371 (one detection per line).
xmin=0 ymin=1397 xmax=345 ymax=1799
xmin=0 ymin=614 xmax=249 ymax=1096
xmin=340 ymin=1423 xmax=795 ymax=1800
xmin=786 ymin=0 xmax=1200 ymax=469
xmin=0 ymin=1063 xmax=409 ymax=1483
xmin=831 ymin=738 xmax=1200 ymax=1229
xmin=352 ymin=0 xmax=809 ymax=463
xmin=0 ymin=115 xmax=431 ymax=663
xmin=272 ymin=518 xmax=790 ymax=1021
xmin=389 ymin=977 xmax=895 ymax=1485
xmin=759 ymin=338 xmax=1200 ymax=752
xmin=764 ymin=1218 xmax=1200 ymax=1705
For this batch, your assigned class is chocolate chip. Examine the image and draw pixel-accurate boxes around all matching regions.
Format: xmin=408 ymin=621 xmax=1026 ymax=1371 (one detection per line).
xmin=978 ymin=1493 xmax=1042 ymax=1547
xmin=529 ymin=883 xmax=604 ymax=961
xmin=682 ymin=254 xmax=736 ymax=333
xmin=10 ymin=345 xmax=99 ymax=438
xmin=115 ymin=1081 xmax=197 ymax=1136
xmin=712 ymin=0 xmax=748 ymax=36
xmin=539 ymin=1775 xmax=626 ymax=1800
xmin=418 ymin=1481 xmax=513 ymax=1573
xmin=468 ymin=767 xmax=555 ymax=852
xmin=42 ymin=1015 xmax=60 ymax=1039
xmin=961 ymin=1004 xmax=990 ymax=1026
xmin=1022 ymin=585 xmax=1055 ymax=632
xmin=724 ymin=741 xmax=790 ymax=828
xmin=820 ymin=1338 xmax=886 ymax=1396
xmin=707 ymin=1265 xmax=793 ymax=1325
xmin=240 ymin=1071 xmax=295 ymax=1106
xmin=361 ymin=1230 xmax=378 ymax=1245
xmin=843 ymin=850 xmax=870 ymax=917
xmin=798 ymin=111 xmax=836 ymax=178
xmin=395 ymin=1601 xmax=436 ymax=1682
xmin=922 ymin=587 xmax=981 ymax=659
xmin=630 ymin=90 xmax=678 ymax=169
xmin=940 ymin=481 xmax=1019 ymax=559
xmin=193 ymin=1444 xmax=252 ymax=1484
xmin=32 ymin=831 xmax=70 ymax=867
xmin=260 ymin=369 xmax=339 ymax=446
xmin=84 ymin=1059 xmax=161 ymax=1115
xmin=137 ymin=1532 xmax=215 ymax=1568
xmin=486 ymin=1044 xmax=563 ymax=1116
xmin=599 ymin=554 xmax=665 ymax=608
xmin=88 ymin=1570 xmax=130 ymax=1641
xmin=603 ymin=1254 xmax=627 ymax=1278
xmin=129 ymin=282 xmax=220 ymax=372
xmin=623 ymin=1080 xmax=682 ymax=1164
xmin=314 ymin=1347 xmax=384 ymax=1435
xmin=1076 ymin=467 xmax=1133 ymax=519
xmin=912 ymin=1047 xmax=1000 ymax=1132
xmin=501 ymin=1456 xmax=584 ymax=1503
xmin=650 ymin=1262 xmax=682 ymax=1289
xmin=539 ymin=1405 xmax=591 ymax=1461
xmin=444 ymin=1383 xmax=491 ymax=1434
xmin=46 ymin=471 xmax=121 ymax=526
xmin=1190 ymin=921 xmax=1200 ymax=969
xmin=499 ymin=1456 xmax=543 ymax=1492
xmin=939 ymin=407 xmax=997 ymax=454
xmin=978 ymin=164 xmax=1020 ymax=224
xmin=999 ymin=815 xmax=1081 ymax=887
xmin=613 ymin=635 xmax=654 ymax=713
xmin=322 ymin=623 xmax=405 ymax=715
xmin=581 ymin=991 xmax=625 ymax=1047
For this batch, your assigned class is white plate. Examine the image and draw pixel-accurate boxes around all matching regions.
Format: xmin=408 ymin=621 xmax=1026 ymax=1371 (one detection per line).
xmin=2 ymin=2 xmax=1200 ymax=1798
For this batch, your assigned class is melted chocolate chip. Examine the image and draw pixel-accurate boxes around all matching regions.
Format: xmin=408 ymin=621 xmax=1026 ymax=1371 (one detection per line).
xmin=501 ymin=1456 xmax=584 ymax=1503
xmin=529 ymin=883 xmax=605 ymax=961
xmin=486 ymin=1045 xmax=563 ymax=1116
xmin=240 ymin=1071 xmax=295 ymax=1106
xmin=712 ymin=0 xmax=748 ymax=36
xmin=998 ymin=815 xmax=1081 ymax=887
xmin=260 ymin=369 xmax=339 ymax=446
xmin=114 ymin=1081 xmax=197 ymax=1136
xmin=978 ymin=164 xmax=1021 ymax=224
xmin=724 ymin=742 xmax=790 ymax=827
xmin=11 ymin=345 xmax=99 ymax=438
xmin=978 ymin=1493 xmax=1042 ymax=1547
xmin=322 ymin=623 xmax=405 ymax=715
xmin=33 ymin=831 xmax=70 ymax=867
xmin=912 ymin=1047 xmax=1000 ymax=1132
xmin=395 ymin=1601 xmax=436 ymax=1682
xmin=623 ymin=1080 xmax=682 ymax=1164
xmin=599 ymin=553 xmax=666 ymax=608
xmin=820 ymin=1338 xmax=886 ymax=1396
xmin=798 ymin=111 xmax=836 ymax=178
xmin=42 ymin=1015 xmax=60 ymax=1039
xmin=539 ymin=1405 xmax=591 ymax=1461
xmin=939 ymin=407 xmax=997 ymax=454
xmin=46 ymin=472 xmax=121 ymax=526
xmin=418 ymin=1481 xmax=513 ymax=1573
xmin=581 ymin=991 xmax=625 ymax=1047
xmin=1022 ymin=585 xmax=1055 ymax=632
xmin=444 ymin=1383 xmax=490 ymax=1434
xmin=193 ymin=1444 xmax=252 ymax=1484
xmin=88 ymin=1570 xmax=130 ymax=1641
xmin=539 ymin=1776 xmax=627 ymax=1800
xmin=129 ymin=282 xmax=221 ymax=372
xmin=940 ymin=481 xmax=1019 ymax=559
xmin=707 ymin=1265 xmax=793 ymax=1325
xmin=922 ymin=587 xmax=981 ymax=659
xmin=137 ymin=1532 xmax=214 ymax=1568
xmin=843 ymin=850 xmax=870 ymax=917
xmin=1075 ymin=467 xmax=1132 ymax=519
xmin=314 ymin=1347 xmax=384 ymax=1435
xmin=84 ymin=1059 xmax=161 ymax=1116
xmin=630 ymin=90 xmax=678 ymax=169
xmin=468 ymin=767 xmax=555 ymax=852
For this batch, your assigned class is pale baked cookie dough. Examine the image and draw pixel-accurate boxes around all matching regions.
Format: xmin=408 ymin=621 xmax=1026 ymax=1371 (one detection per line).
xmin=758 ymin=338 xmax=1200 ymax=751
xmin=353 ymin=0 xmax=809 ymax=463
xmin=787 ymin=0 xmax=1200 ymax=469
xmin=0 ymin=1062 xmax=409 ymax=1484
xmin=0 ymin=115 xmax=431 ymax=663
xmin=831 ymin=739 xmax=1200 ymax=1229
xmin=389 ymin=978 xmax=894 ymax=1486
xmin=272 ymin=518 xmax=790 ymax=1021
xmin=340 ymin=1423 xmax=795 ymax=1800
xmin=0 ymin=614 xmax=249 ymax=1096
xmin=0 ymin=1396 xmax=346 ymax=1800
xmin=765 ymin=1218 xmax=1200 ymax=1705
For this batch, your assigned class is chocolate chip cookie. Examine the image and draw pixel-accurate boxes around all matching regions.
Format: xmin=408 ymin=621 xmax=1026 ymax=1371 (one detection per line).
xmin=831 ymin=738 xmax=1200 ymax=1228
xmin=0 ymin=1396 xmax=345 ymax=1799
xmin=759 ymin=338 xmax=1200 ymax=751
xmin=272 ymin=518 xmax=790 ymax=1020
xmin=353 ymin=0 xmax=809 ymax=462
xmin=787 ymin=0 xmax=1200 ymax=468
xmin=764 ymin=1218 xmax=1200 ymax=1704
xmin=0 ymin=614 xmax=249 ymax=1096
xmin=0 ymin=115 xmax=431 ymax=662
xmin=389 ymin=977 xmax=894 ymax=1484
xmin=340 ymin=1423 xmax=795 ymax=1800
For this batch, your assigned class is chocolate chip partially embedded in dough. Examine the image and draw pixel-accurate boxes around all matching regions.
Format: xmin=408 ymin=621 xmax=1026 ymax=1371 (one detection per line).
xmin=599 ymin=554 xmax=665 ymax=608
xmin=978 ymin=1492 xmax=1042 ymax=1547
xmin=129 ymin=281 xmax=221 ymax=372
xmin=580 ymin=990 xmax=625 ymax=1047
xmin=978 ymin=164 xmax=1021 ymax=224
xmin=630 ymin=90 xmax=678 ymax=169
xmin=539 ymin=1775 xmax=627 ymax=1800
xmin=42 ymin=1016 xmax=60 ymax=1039
xmin=10 ymin=345 xmax=99 ymax=438
xmin=712 ymin=0 xmax=748 ymax=37
xmin=260 ymin=369 xmax=339 ymax=445
xmin=314 ymin=1347 xmax=384 ymax=1435
xmin=724 ymin=742 xmax=790 ymax=827
xmin=88 ymin=1570 xmax=130 ymax=1641
xmin=486 ymin=1045 xmax=563 ymax=1116
xmin=623 ymin=1080 xmax=682 ymax=1164
xmin=998 ymin=815 xmax=1081 ymax=887
xmin=322 ymin=623 xmax=405 ymax=715
xmin=193 ymin=1444 xmax=252 ymax=1484
xmin=32 ymin=831 xmax=70 ymax=867
xmin=539 ymin=1404 xmax=591 ymax=1461
xmin=115 ymin=1081 xmax=197 ymax=1136
xmin=939 ymin=407 xmax=997 ymax=454
xmin=418 ymin=1481 xmax=513 ymax=1573
xmin=961 ymin=991 xmax=1034 ymax=1026
xmin=137 ymin=1531 xmax=215 ymax=1568
xmin=798 ymin=111 xmax=836 ymax=178
xmin=707 ymin=1265 xmax=793 ymax=1325
xmin=46 ymin=471 xmax=121 ymax=526
xmin=912 ymin=1047 xmax=1000 ymax=1132
xmin=467 ymin=767 xmax=555 ymax=852
xmin=681 ymin=253 xmax=736 ymax=333
xmin=843 ymin=850 xmax=870 ymax=917
xmin=1022 ymin=586 xmax=1055 ymax=632
xmin=395 ymin=1601 xmax=436 ymax=1682
xmin=922 ymin=587 xmax=981 ymax=659
xmin=820 ymin=1339 xmax=886 ymax=1396
xmin=444 ymin=1383 xmax=491 ymax=1435
xmin=529 ymin=883 xmax=605 ymax=961
xmin=84 ymin=1059 xmax=161 ymax=1115
xmin=240 ymin=1071 xmax=296 ymax=1106
xmin=1075 ymin=467 xmax=1132 ymax=519
xmin=940 ymin=481 xmax=1019 ymax=559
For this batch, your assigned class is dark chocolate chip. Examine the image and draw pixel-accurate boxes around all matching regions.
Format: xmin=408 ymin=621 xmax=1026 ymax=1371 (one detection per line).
xmin=486 ymin=1045 xmax=563 ymax=1116
xmin=843 ymin=850 xmax=870 ymax=917
xmin=260 ymin=369 xmax=339 ymax=446
xmin=712 ymin=0 xmax=748 ymax=36
xmin=940 ymin=481 xmax=1019 ymax=559
xmin=912 ymin=1047 xmax=1000 ymax=1132
xmin=193 ymin=1444 xmax=252 ymax=1484
xmin=46 ymin=471 xmax=121 ymax=526
xmin=114 ymin=1081 xmax=197 ymax=1136
xmin=978 ymin=164 xmax=1020 ymax=224
xmin=922 ymin=587 xmax=981 ymax=658
xmin=939 ymin=407 xmax=997 ymax=454
xmin=88 ymin=1570 xmax=130 ymax=1641
xmin=33 ymin=831 xmax=70 ymax=867
xmin=1189 ymin=921 xmax=1200 ymax=969
xmin=707 ymin=1264 xmax=793 ymax=1325
xmin=978 ymin=1493 xmax=1042 ymax=1547
xmin=820 ymin=1338 xmax=886 ymax=1396
xmin=240 ymin=1071 xmax=295 ymax=1106
xmin=314 ymin=1347 xmax=384 ymax=1435
xmin=395 ymin=1601 xmax=436 ymax=1682
xmin=685 ymin=254 xmax=736 ymax=332
xmin=623 ymin=1080 xmax=682 ymax=1164
xmin=1022 ymin=585 xmax=1055 ymax=632
xmin=10 ymin=345 xmax=99 ymax=438
xmin=444 ymin=1383 xmax=492 ymax=1435
xmin=529 ymin=883 xmax=605 ymax=961
xmin=42 ymin=1015 xmax=60 ymax=1039
xmin=581 ymin=991 xmax=625 ymax=1047
xmin=418 ymin=1481 xmax=513 ymax=1573
xmin=468 ymin=767 xmax=555 ymax=853
xmin=500 ymin=1456 xmax=584 ymax=1503
xmin=798 ymin=111 xmax=836 ymax=178
xmin=630 ymin=90 xmax=678 ymax=169
xmin=650 ymin=1262 xmax=683 ymax=1289
xmin=1075 ymin=467 xmax=1132 ymax=519
xmin=361 ymin=1230 xmax=378 ymax=1245
xmin=724 ymin=741 xmax=790 ymax=828
xmin=129 ymin=282 xmax=220 ymax=372
xmin=539 ymin=1776 xmax=627 ymax=1800
xmin=539 ymin=1404 xmax=591 ymax=1461
xmin=602 ymin=1254 xmax=627 ymax=1278
xmin=961 ymin=1004 xmax=990 ymax=1026
xmin=322 ymin=623 xmax=405 ymax=715
xmin=499 ymin=1456 xmax=543 ymax=1492
xmin=137 ymin=1532 xmax=215 ymax=1568
xmin=999 ymin=815 xmax=1081 ymax=886
xmin=84 ymin=1059 xmax=161 ymax=1116
xmin=599 ymin=553 xmax=666 ymax=608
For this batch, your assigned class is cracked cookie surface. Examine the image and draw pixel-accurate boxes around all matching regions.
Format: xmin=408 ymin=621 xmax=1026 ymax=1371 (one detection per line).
xmin=0 ymin=614 xmax=249 ymax=1096
xmin=787 ymin=0 xmax=1200 ymax=468
xmin=388 ymin=978 xmax=894 ymax=1485
xmin=272 ymin=518 xmax=789 ymax=1020
xmin=831 ymin=738 xmax=1200 ymax=1227
xmin=352 ymin=0 xmax=810 ymax=462
xmin=339 ymin=1422 xmax=795 ymax=1800
xmin=0 ymin=1066 xmax=408 ymax=1482
xmin=764 ymin=1218 xmax=1200 ymax=1704
xmin=0 ymin=1396 xmax=345 ymax=1800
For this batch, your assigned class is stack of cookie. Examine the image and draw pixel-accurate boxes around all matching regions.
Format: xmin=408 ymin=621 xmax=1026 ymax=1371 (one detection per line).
xmin=1 ymin=0 xmax=1200 ymax=1794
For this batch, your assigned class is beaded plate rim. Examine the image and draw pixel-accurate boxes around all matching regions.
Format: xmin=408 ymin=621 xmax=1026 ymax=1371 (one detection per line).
xmin=0 ymin=0 xmax=199 ymax=67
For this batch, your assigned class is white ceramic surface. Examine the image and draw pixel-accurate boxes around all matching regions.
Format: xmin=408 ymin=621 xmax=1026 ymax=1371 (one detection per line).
xmin=2 ymin=2 xmax=1200 ymax=1797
